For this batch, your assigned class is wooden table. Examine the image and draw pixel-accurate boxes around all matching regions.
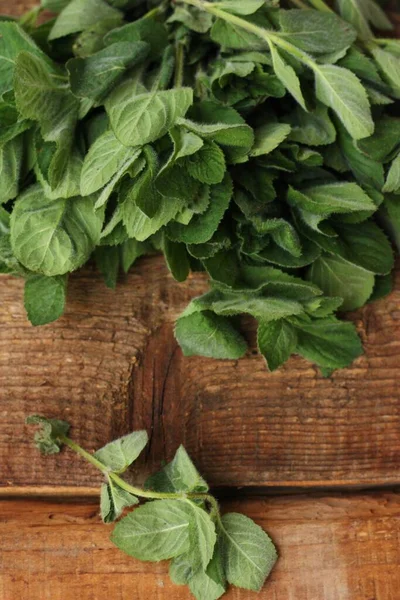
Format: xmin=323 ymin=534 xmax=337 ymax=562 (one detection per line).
xmin=1 ymin=3 xmax=400 ymax=599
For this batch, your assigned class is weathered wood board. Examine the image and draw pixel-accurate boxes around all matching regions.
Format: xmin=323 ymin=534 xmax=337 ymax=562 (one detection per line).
xmin=2 ymin=259 xmax=400 ymax=492
xmin=1 ymin=493 xmax=400 ymax=600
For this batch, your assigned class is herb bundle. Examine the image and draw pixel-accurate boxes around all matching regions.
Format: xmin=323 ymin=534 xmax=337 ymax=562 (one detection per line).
xmin=27 ymin=415 xmax=278 ymax=599
xmin=1 ymin=0 xmax=400 ymax=373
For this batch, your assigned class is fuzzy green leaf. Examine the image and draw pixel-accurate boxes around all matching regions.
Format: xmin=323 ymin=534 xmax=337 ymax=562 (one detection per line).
xmin=107 ymin=86 xmax=193 ymax=147
xmin=219 ymin=513 xmax=277 ymax=592
xmin=111 ymin=499 xmax=191 ymax=561
xmin=308 ymin=254 xmax=375 ymax=311
xmin=175 ymin=311 xmax=247 ymax=360
xmin=95 ymin=430 xmax=148 ymax=473
xmin=100 ymin=482 xmax=139 ymax=523
xmin=24 ymin=275 xmax=67 ymax=326
xmin=49 ymin=0 xmax=122 ymax=41
xmin=314 ymin=64 xmax=374 ymax=139
xmin=11 ymin=186 xmax=103 ymax=276
xmin=26 ymin=415 xmax=70 ymax=455
xmin=258 ymin=319 xmax=298 ymax=371
xmin=146 ymin=445 xmax=208 ymax=495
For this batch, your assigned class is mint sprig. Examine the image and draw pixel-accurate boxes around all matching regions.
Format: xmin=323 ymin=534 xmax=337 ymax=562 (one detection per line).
xmin=27 ymin=415 xmax=278 ymax=599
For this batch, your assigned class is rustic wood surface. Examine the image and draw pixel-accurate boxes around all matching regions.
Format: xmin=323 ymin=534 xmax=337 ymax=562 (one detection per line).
xmin=2 ymin=259 xmax=400 ymax=492
xmin=1 ymin=493 xmax=400 ymax=600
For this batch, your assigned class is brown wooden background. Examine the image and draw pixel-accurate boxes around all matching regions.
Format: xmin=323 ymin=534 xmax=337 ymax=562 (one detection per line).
xmin=1 ymin=2 xmax=400 ymax=599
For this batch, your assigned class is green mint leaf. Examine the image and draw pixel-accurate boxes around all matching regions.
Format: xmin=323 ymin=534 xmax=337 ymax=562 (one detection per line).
xmin=188 ymin=549 xmax=226 ymax=600
xmin=337 ymin=123 xmax=384 ymax=190
xmin=215 ymin=0 xmax=265 ymax=16
xmin=307 ymin=253 xmax=375 ymax=311
xmin=195 ymin=289 xmax=304 ymax=321
xmin=0 ymin=104 xmax=31 ymax=147
xmin=383 ymin=153 xmax=400 ymax=194
xmin=219 ymin=512 xmax=278 ymax=592
xmin=210 ymin=18 xmax=267 ymax=51
xmin=278 ymin=9 xmax=356 ymax=55
xmin=95 ymin=246 xmax=120 ymax=289
xmin=146 ymin=445 xmax=209 ymax=494
xmin=292 ymin=315 xmax=363 ymax=369
xmin=168 ymin=6 xmax=213 ymax=34
xmin=80 ymin=129 xmax=141 ymax=196
xmin=237 ymin=265 xmax=322 ymax=300
xmin=0 ymin=134 xmax=23 ymax=204
xmin=170 ymin=554 xmax=196 ymax=586
xmin=49 ymin=0 xmax=122 ymax=41
xmin=286 ymin=103 xmax=336 ymax=147
xmin=258 ymin=318 xmax=298 ymax=371
xmin=287 ymin=182 xmax=375 ymax=215
xmin=24 ymin=275 xmax=67 ymax=326
xmin=185 ymin=141 xmax=226 ymax=185
xmin=14 ymin=51 xmax=79 ymax=188
xmin=67 ymin=42 xmax=149 ymax=102
xmin=379 ymin=194 xmax=400 ymax=252
xmin=35 ymin=141 xmax=83 ymax=201
xmin=100 ymin=481 xmax=138 ymax=524
xmin=0 ymin=22 xmax=46 ymax=98
xmin=335 ymin=221 xmax=394 ymax=275
xmin=94 ymin=430 xmax=148 ymax=473
xmin=10 ymin=186 xmax=103 ymax=276
xmin=104 ymin=17 xmax=168 ymax=61
xmin=162 ymin=236 xmax=190 ymax=283
xmin=106 ymin=86 xmax=193 ymax=147
xmin=175 ymin=311 xmax=247 ymax=360
xmin=184 ymin=500 xmax=216 ymax=572
xmin=111 ymin=499 xmax=191 ymax=561
xmin=120 ymin=239 xmax=150 ymax=273
xmin=357 ymin=116 xmax=400 ymax=163
xmin=26 ymin=415 xmax=70 ymax=455
xmin=337 ymin=0 xmax=392 ymax=40
xmin=314 ymin=64 xmax=374 ymax=139
xmin=371 ymin=47 xmax=400 ymax=98
xmin=166 ymin=174 xmax=232 ymax=244
xmin=250 ymin=123 xmax=291 ymax=157
xmin=269 ymin=42 xmax=307 ymax=110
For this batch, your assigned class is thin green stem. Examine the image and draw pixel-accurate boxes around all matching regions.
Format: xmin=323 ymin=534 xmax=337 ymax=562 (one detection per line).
xmin=177 ymin=0 xmax=316 ymax=70
xmin=142 ymin=6 xmax=162 ymax=19
xmin=288 ymin=0 xmax=310 ymax=8
xmin=174 ymin=41 xmax=185 ymax=87
xmin=60 ymin=435 xmax=221 ymax=516
xmin=60 ymin=436 xmax=109 ymax=473
xmin=307 ymin=0 xmax=333 ymax=12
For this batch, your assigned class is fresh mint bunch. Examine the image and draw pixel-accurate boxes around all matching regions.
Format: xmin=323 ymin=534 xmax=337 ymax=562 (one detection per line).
xmin=27 ymin=415 xmax=278 ymax=599
xmin=1 ymin=0 xmax=399 ymax=372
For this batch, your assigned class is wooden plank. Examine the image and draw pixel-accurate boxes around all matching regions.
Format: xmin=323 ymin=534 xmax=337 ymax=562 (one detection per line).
xmin=1 ymin=492 xmax=400 ymax=600
xmin=2 ymin=259 xmax=400 ymax=492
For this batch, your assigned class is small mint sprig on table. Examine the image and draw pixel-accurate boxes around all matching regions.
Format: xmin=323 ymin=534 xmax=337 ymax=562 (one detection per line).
xmin=27 ymin=415 xmax=278 ymax=600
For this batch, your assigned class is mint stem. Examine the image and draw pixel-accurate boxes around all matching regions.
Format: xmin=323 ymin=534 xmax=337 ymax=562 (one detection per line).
xmin=288 ymin=0 xmax=310 ymax=8
xmin=60 ymin=434 xmax=220 ymax=513
xmin=307 ymin=0 xmax=333 ymax=12
xmin=177 ymin=0 xmax=317 ymax=69
xmin=174 ymin=41 xmax=185 ymax=87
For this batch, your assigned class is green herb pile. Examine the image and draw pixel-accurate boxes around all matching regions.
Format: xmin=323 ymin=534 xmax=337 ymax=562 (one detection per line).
xmin=1 ymin=0 xmax=399 ymax=373
xmin=27 ymin=415 xmax=278 ymax=599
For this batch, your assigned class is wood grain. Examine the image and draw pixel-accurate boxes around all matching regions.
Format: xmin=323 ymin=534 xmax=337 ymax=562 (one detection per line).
xmin=1 ymin=2 xmax=400 ymax=493
xmin=1 ymin=492 xmax=400 ymax=600
xmin=2 ymin=260 xmax=400 ymax=492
